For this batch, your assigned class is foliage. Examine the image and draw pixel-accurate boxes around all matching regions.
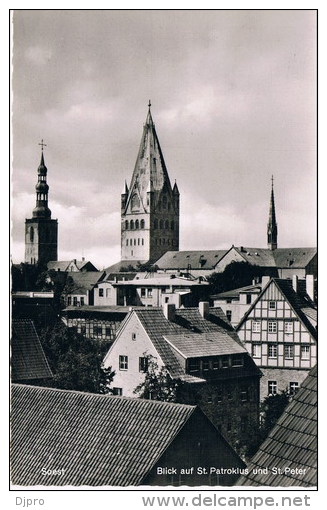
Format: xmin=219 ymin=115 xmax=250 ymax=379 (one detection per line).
xmin=38 ymin=320 xmax=115 ymax=394
xmin=207 ymin=261 xmax=265 ymax=295
xmin=133 ymin=354 xmax=182 ymax=402
xmin=11 ymin=262 xmax=47 ymax=291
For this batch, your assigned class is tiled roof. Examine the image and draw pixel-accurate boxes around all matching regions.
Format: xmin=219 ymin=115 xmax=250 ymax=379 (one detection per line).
xmin=237 ymin=366 xmax=317 ymax=487
xmin=65 ymin=271 xmax=105 ymax=294
xmin=154 ymin=250 xmax=228 ymax=270
xmin=128 ymin=307 xmax=247 ymax=382
xmin=104 ymin=272 xmax=137 ymax=282
xmin=47 ymin=260 xmax=98 ymax=271
xmin=113 ymin=276 xmax=207 ymax=287
xmin=211 ymin=283 xmax=262 ymax=300
xmin=164 ymin=332 xmax=246 ymax=358
xmin=11 ymin=385 xmax=196 ymax=486
xmin=11 ymin=320 xmax=53 ymax=381
xmin=233 ymin=247 xmax=316 ymax=269
xmin=104 ymin=260 xmax=148 ymax=273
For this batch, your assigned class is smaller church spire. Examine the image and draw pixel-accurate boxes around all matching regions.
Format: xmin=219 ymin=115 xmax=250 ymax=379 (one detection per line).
xmin=267 ymin=175 xmax=278 ymax=250
xmin=33 ymin=140 xmax=51 ymax=219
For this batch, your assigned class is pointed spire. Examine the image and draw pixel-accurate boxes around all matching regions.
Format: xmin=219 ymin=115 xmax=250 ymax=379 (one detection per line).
xmin=267 ymin=175 xmax=278 ymax=250
xmin=173 ymin=180 xmax=180 ymax=195
xmin=33 ymin=140 xmax=51 ymax=219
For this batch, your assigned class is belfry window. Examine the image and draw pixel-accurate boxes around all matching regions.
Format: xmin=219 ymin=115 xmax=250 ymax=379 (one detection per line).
xmin=140 ymin=219 xmax=145 ymax=229
xmin=125 ymin=220 xmax=129 ymax=230
xmin=29 ymin=227 xmax=34 ymax=243
xmin=130 ymin=220 xmax=134 ymax=230
xmin=135 ymin=220 xmax=139 ymax=229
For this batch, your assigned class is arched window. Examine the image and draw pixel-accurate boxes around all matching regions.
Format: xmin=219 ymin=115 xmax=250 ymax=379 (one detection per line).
xmin=171 ymin=220 xmax=175 ymax=230
xmin=30 ymin=227 xmax=34 ymax=243
xmin=154 ymin=219 xmax=158 ymax=229
xmin=159 ymin=219 xmax=164 ymax=229
xmin=140 ymin=219 xmax=145 ymax=229
xmin=135 ymin=219 xmax=139 ymax=229
xmin=130 ymin=220 xmax=134 ymax=230
xmin=125 ymin=220 xmax=129 ymax=230
xmin=142 ymin=239 xmax=144 ymax=245
xmin=165 ymin=220 xmax=169 ymax=230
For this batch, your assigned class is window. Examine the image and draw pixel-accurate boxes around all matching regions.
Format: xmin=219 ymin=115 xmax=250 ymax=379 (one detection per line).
xmin=268 ymin=380 xmax=277 ymax=395
xmin=240 ymin=387 xmax=248 ymax=402
xmin=140 ymin=219 xmax=145 ymax=229
xmin=99 ymin=288 xmax=104 ymax=297
xmin=135 ymin=219 xmax=139 ymax=229
xmin=189 ymin=359 xmax=200 ymax=372
xmin=226 ymin=310 xmax=232 ymax=322
xmin=246 ymin=294 xmax=252 ymax=304
xmin=252 ymin=321 xmax=261 ymax=333
xmin=301 ymin=345 xmax=310 ymax=360
xmin=232 ymin=356 xmax=243 ymax=367
xmin=284 ymin=344 xmax=294 ymax=359
xmin=132 ymin=333 xmax=136 ymax=341
xmin=141 ymin=288 xmax=146 ymax=297
xmin=285 ymin=321 xmax=293 ymax=333
xmin=289 ymin=382 xmax=299 ymax=396
xmin=139 ymin=357 xmax=148 ymax=373
xmin=252 ymin=343 xmax=261 ymax=358
xmin=29 ymin=226 xmax=34 ymax=242
xmin=142 ymin=239 xmax=144 ymax=245
xmin=268 ymin=344 xmax=278 ymax=358
xmin=202 ymin=360 xmax=210 ymax=371
xmin=67 ymin=297 xmax=72 ymax=306
xmin=130 ymin=220 xmax=134 ymax=230
xmin=212 ymin=359 xmax=219 ymax=370
xmin=113 ymin=388 xmax=123 ymax=396
xmin=80 ymin=297 xmax=84 ymax=306
xmin=73 ymin=297 xmax=78 ymax=306
xmin=269 ymin=301 xmax=277 ymax=310
xmin=147 ymin=288 xmax=153 ymax=297
xmin=221 ymin=356 xmax=229 ymax=368
xmin=125 ymin=220 xmax=129 ymax=230
xmin=119 ymin=355 xmax=128 ymax=370
xmin=94 ymin=325 xmax=102 ymax=337
xmin=105 ymin=326 xmax=111 ymax=337
xmin=268 ymin=321 xmax=277 ymax=333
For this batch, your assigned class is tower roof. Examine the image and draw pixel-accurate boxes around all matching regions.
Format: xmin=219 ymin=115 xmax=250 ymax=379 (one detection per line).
xmin=267 ymin=176 xmax=278 ymax=249
xmin=126 ymin=103 xmax=173 ymax=209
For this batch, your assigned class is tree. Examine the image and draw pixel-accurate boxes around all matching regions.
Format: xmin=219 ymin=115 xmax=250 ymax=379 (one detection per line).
xmin=38 ymin=320 xmax=115 ymax=394
xmin=207 ymin=261 xmax=266 ymax=295
xmin=133 ymin=354 xmax=182 ymax=402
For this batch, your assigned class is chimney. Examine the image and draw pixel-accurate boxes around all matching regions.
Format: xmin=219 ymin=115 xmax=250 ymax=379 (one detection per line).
xmin=199 ymin=301 xmax=209 ymax=319
xmin=73 ymin=259 xmax=77 ymax=265
xmin=82 ymin=257 xmax=85 ymax=262
xmin=261 ymin=276 xmax=270 ymax=288
xmin=292 ymin=275 xmax=298 ymax=293
xmin=306 ymin=274 xmax=315 ymax=301
xmin=163 ymin=303 xmax=176 ymax=321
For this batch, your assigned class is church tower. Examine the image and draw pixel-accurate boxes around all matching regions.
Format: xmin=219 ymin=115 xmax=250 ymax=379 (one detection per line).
xmin=121 ymin=103 xmax=179 ymax=263
xmin=267 ymin=176 xmax=278 ymax=250
xmin=25 ymin=141 xmax=58 ymax=265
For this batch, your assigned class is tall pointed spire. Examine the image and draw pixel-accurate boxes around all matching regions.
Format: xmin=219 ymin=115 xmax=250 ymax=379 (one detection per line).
xmin=267 ymin=175 xmax=278 ymax=250
xmin=33 ymin=141 xmax=51 ymax=219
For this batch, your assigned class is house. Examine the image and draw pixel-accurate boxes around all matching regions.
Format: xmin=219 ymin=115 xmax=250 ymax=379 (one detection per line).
xmin=61 ymin=305 xmax=129 ymax=343
xmin=210 ymin=282 xmax=263 ymax=327
xmin=63 ymin=271 xmax=106 ymax=306
xmin=153 ymin=250 xmax=228 ymax=277
xmin=236 ymin=365 xmax=317 ymax=487
xmin=11 ymin=384 xmax=246 ymax=487
xmin=236 ymin=276 xmax=317 ymax=400
xmin=11 ymin=319 xmax=53 ymax=383
xmin=102 ymin=302 xmax=261 ymax=447
xmin=47 ymin=258 xmax=98 ymax=272
xmin=93 ymin=272 xmax=138 ymax=306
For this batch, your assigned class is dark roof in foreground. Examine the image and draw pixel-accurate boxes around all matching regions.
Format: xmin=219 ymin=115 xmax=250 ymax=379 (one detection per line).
xmin=11 ymin=320 xmax=53 ymax=381
xmin=11 ymin=384 xmax=196 ymax=487
xmin=237 ymin=365 xmax=317 ymax=487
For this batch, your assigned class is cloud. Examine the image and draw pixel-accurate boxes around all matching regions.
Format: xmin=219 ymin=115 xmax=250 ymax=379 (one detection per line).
xmin=25 ymin=45 xmax=52 ymax=66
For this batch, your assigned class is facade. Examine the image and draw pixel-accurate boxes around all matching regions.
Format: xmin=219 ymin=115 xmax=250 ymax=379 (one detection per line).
xmin=25 ymin=148 xmax=58 ymax=265
xmin=11 ymin=385 xmax=246 ymax=487
xmin=121 ymin=103 xmax=179 ymax=264
xmin=237 ymin=365 xmax=317 ymax=487
xmin=62 ymin=305 xmax=129 ymax=343
xmin=102 ymin=303 xmax=261 ymax=447
xmin=236 ymin=277 xmax=317 ymax=399
xmin=211 ymin=282 xmax=263 ymax=327
xmin=63 ymin=271 xmax=105 ymax=307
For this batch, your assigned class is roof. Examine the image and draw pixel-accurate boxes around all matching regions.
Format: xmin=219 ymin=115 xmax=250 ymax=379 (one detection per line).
xmin=11 ymin=384 xmax=196 ymax=486
xmin=231 ymin=247 xmax=316 ymax=269
xmin=237 ymin=366 xmax=317 ymax=487
xmin=47 ymin=260 xmax=98 ymax=272
xmin=112 ymin=276 xmax=208 ymax=287
xmin=11 ymin=320 xmax=53 ymax=381
xmin=237 ymin=278 xmax=317 ymax=339
xmin=104 ymin=260 xmax=148 ymax=273
xmin=164 ymin=332 xmax=246 ymax=358
xmin=211 ymin=283 xmax=262 ymax=300
xmin=107 ymin=307 xmax=253 ymax=383
xmin=154 ymin=250 xmax=228 ymax=270
xmin=64 ymin=271 xmax=105 ymax=294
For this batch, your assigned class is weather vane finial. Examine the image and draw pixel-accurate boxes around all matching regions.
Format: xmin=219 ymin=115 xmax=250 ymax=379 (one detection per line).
xmin=38 ymin=139 xmax=47 ymax=152
xmin=148 ymin=99 xmax=151 ymax=109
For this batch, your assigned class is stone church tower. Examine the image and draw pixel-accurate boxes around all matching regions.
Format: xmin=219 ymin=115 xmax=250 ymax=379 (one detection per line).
xmin=267 ymin=176 xmax=278 ymax=250
xmin=25 ymin=144 xmax=58 ymax=265
xmin=121 ymin=103 xmax=179 ymax=263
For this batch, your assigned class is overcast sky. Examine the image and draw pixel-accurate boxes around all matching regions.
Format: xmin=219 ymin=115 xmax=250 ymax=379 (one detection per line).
xmin=11 ymin=9 xmax=317 ymax=269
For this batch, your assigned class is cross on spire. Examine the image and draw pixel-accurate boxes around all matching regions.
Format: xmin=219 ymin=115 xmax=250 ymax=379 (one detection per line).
xmin=38 ymin=139 xmax=47 ymax=152
xmin=148 ymin=100 xmax=151 ymax=109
